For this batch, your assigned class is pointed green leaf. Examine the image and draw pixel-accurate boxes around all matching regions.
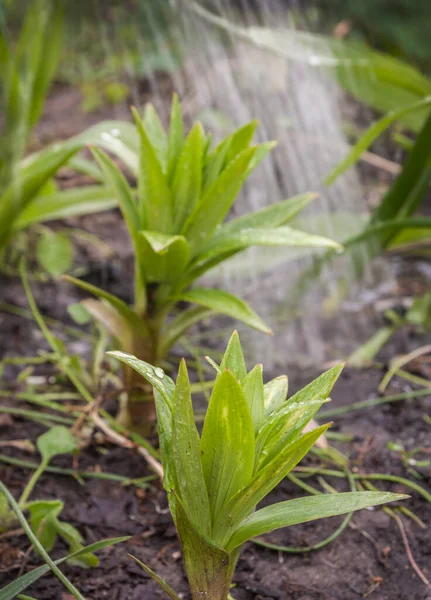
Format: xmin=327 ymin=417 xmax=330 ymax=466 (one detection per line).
xmin=142 ymin=103 xmax=168 ymax=170
xmin=226 ymin=491 xmax=408 ymax=551
xmin=172 ymin=122 xmax=204 ymax=231
xmin=226 ymin=120 xmax=258 ymax=162
xmin=0 ymin=142 xmax=80 ymax=248
xmin=172 ymin=360 xmax=212 ymax=535
xmin=182 ymin=146 xmax=258 ymax=254
xmin=202 ymin=136 xmax=231 ymax=194
xmin=213 ymin=424 xmax=330 ymax=545
xmin=242 ymin=364 xmax=264 ymax=434
xmin=200 ymin=371 xmax=255 ymax=521
xmin=138 ymin=230 xmax=190 ymax=283
xmin=326 ymin=96 xmax=431 ymax=186
xmin=255 ymin=399 xmax=329 ymax=471
xmin=167 ymin=93 xmax=185 ymax=182
xmin=219 ymin=330 xmax=247 ymax=383
xmin=90 ymin=146 xmax=140 ymax=239
xmin=210 ymin=193 xmax=317 ymax=238
xmin=13 ymin=186 xmax=116 ymax=230
xmin=177 ymin=288 xmax=271 ymax=334
xmin=107 ymin=352 xmax=175 ymax=406
xmin=263 ymin=375 xmax=288 ymax=418
xmin=132 ymin=107 xmax=173 ymax=232
xmin=245 ymin=140 xmax=277 ymax=176
xmin=192 ymin=225 xmax=342 ymax=268
xmin=286 ymin=364 xmax=344 ymax=410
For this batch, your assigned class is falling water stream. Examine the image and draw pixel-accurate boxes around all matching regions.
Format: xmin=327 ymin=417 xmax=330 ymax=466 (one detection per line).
xmin=81 ymin=1 xmax=395 ymax=367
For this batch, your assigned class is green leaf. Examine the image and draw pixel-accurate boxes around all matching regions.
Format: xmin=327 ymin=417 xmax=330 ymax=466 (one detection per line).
xmin=182 ymin=146 xmax=258 ymax=254
xmin=192 ymin=226 xmax=342 ymax=269
xmin=138 ymin=231 xmax=190 ymax=283
xmin=211 ymin=193 xmax=317 ymax=237
xmin=177 ymin=288 xmax=271 ymax=334
xmin=226 ymin=491 xmax=408 ymax=551
xmin=37 ymin=426 xmax=78 ymax=464
xmin=27 ymin=500 xmax=63 ymax=552
xmin=142 ymin=103 xmax=168 ymax=171
xmin=81 ymin=300 xmax=134 ymax=352
xmin=71 ymin=120 xmax=138 ymax=175
xmin=90 ymin=147 xmax=140 ymax=242
xmin=242 ymin=364 xmax=264 ymax=434
xmin=202 ymin=137 xmax=232 ymax=194
xmin=213 ymin=424 xmax=330 ymax=545
xmin=326 ymin=96 xmax=431 ymax=185
xmin=263 ymin=375 xmax=288 ymax=418
xmin=0 ymin=142 xmax=81 ymax=249
xmin=107 ymin=352 xmax=175 ymax=407
xmin=36 ymin=232 xmax=73 ymax=277
xmin=200 ymin=371 xmax=255 ymax=521
xmin=63 ymin=275 xmax=148 ymax=337
xmin=286 ymin=364 xmax=344 ymax=409
xmin=255 ymin=399 xmax=329 ymax=471
xmin=226 ymin=120 xmax=258 ymax=163
xmin=132 ymin=107 xmax=173 ymax=232
xmin=167 ymin=93 xmax=185 ymax=182
xmin=219 ymin=330 xmax=247 ymax=383
xmin=13 ymin=186 xmax=116 ymax=230
xmin=105 ymin=352 xmax=176 ymax=491
xmin=172 ymin=122 xmax=204 ymax=231
xmin=67 ymin=303 xmax=92 ymax=325
xmin=129 ymin=555 xmax=182 ymax=600
xmin=172 ymin=360 xmax=212 ymax=535
xmin=54 ymin=519 xmax=98 ymax=568
xmin=245 ymin=141 xmax=277 ymax=176
xmin=28 ymin=0 xmax=64 ymax=127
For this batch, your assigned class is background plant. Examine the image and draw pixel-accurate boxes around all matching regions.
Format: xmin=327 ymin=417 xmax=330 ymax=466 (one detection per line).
xmin=111 ymin=331 xmax=406 ymax=600
xmin=0 ymin=426 xmax=100 ymax=567
xmin=65 ymin=95 xmax=341 ymax=427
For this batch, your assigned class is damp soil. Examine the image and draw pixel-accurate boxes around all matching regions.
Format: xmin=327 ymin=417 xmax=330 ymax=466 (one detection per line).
xmin=0 ymin=360 xmax=430 ymax=600
xmin=1 ymin=79 xmax=431 ymax=600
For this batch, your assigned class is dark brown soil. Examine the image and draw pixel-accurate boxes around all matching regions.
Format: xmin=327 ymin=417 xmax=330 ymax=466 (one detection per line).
xmin=1 ymin=76 xmax=431 ymax=600
xmin=0 ymin=361 xmax=430 ymax=600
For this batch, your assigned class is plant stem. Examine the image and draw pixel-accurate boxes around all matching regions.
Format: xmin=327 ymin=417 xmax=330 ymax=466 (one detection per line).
xmin=18 ymin=459 xmax=48 ymax=507
xmin=320 ymin=388 xmax=430 ymax=418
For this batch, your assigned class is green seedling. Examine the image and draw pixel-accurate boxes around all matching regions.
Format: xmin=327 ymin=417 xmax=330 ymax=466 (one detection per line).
xmin=0 ymin=426 xmax=97 ymax=566
xmin=111 ymin=331 xmax=407 ymax=600
xmin=0 ymin=480 xmax=129 ymax=600
xmin=66 ymin=95 xmax=341 ymax=426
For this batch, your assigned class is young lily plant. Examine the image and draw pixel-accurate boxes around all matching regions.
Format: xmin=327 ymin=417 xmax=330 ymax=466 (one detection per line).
xmin=66 ymin=95 xmax=341 ymax=426
xmin=111 ymin=332 xmax=406 ymax=600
